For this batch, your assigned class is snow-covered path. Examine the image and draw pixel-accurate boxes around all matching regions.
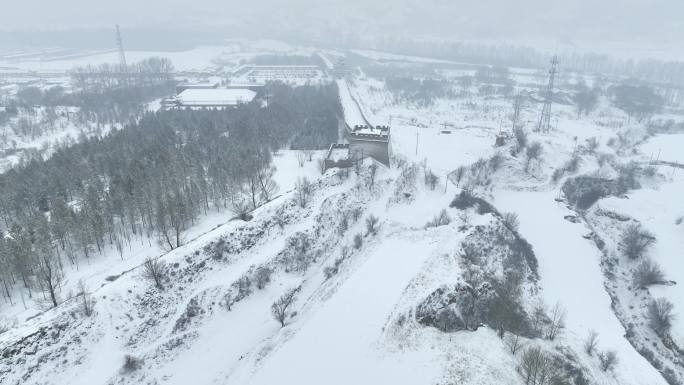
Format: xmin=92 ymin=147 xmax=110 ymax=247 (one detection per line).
xmin=494 ymin=190 xmax=667 ymax=385
xmin=238 ymin=236 xmax=439 ymax=385
xmin=337 ymin=79 xmax=368 ymax=128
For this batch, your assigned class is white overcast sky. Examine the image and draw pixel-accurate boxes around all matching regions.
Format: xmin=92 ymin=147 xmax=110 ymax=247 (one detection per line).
xmin=3 ymin=0 xmax=683 ymax=44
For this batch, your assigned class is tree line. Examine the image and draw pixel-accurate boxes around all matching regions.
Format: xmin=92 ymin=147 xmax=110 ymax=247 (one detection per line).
xmin=0 ymin=82 xmax=341 ymax=308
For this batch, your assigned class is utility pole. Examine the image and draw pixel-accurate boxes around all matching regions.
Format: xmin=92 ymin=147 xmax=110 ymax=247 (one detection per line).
xmin=537 ymin=55 xmax=559 ymax=133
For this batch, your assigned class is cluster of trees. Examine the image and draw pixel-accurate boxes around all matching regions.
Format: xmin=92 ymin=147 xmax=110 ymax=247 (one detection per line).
xmin=385 ymin=77 xmax=453 ymax=106
xmin=353 ymin=37 xmax=684 ymax=87
xmin=69 ymin=57 xmax=174 ymax=92
xmin=610 ymin=84 xmax=665 ymax=122
xmin=0 ymin=83 xmax=341 ymax=309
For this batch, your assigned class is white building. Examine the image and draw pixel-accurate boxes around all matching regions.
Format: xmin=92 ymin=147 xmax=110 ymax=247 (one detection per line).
xmin=169 ymin=88 xmax=257 ymax=110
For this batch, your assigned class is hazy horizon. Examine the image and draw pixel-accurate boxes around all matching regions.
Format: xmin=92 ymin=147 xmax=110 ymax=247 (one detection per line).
xmin=3 ymin=0 xmax=683 ymax=56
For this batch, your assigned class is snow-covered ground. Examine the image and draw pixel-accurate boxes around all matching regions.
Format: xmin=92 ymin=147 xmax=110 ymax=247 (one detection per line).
xmin=599 ymin=170 xmax=684 ymax=346
xmin=2 ymin=48 xmax=683 ymax=385
xmin=495 ymin=191 xmax=667 ymax=385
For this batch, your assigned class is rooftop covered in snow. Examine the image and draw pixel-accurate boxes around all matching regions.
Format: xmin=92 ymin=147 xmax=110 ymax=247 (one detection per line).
xmin=176 ymin=88 xmax=257 ymax=108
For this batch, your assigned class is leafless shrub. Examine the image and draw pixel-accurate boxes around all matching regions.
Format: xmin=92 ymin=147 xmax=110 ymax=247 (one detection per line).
xmin=255 ymin=266 xmax=273 ymax=290
xmin=459 ymin=242 xmax=482 ymax=265
xmin=222 ymin=291 xmax=234 ymax=311
xmin=488 ymin=153 xmax=504 ymax=172
xmin=585 ymin=137 xmax=599 ymax=153
xmin=648 ymin=298 xmax=675 ymax=336
xmin=0 ymin=318 xmax=17 ymax=335
xmin=513 ymin=127 xmax=528 ymax=154
xmin=367 ymin=162 xmax=379 ymax=188
xmin=598 ymin=350 xmax=618 ymax=372
xmin=353 ymin=233 xmax=363 ymax=249
xmin=317 ymin=158 xmax=326 ymax=174
xmin=271 ymin=287 xmax=299 ymax=327
xmin=365 ymin=215 xmax=379 ymax=236
xmin=620 ymin=223 xmax=656 ymax=260
xmin=235 ymin=275 xmax=252 ymax=299
xmin=350 ymin=207 xmax=363 ymax=222
xmin=141 ymin=257 xmax=167 ymax=290
xmin=675 ymin=216 xmax=682 ymax=226
xmin=424 ymin=169 xmax=439 ymax=190
xmin=123 ymin=355 xmax=143 ymax=372
xmin=564 ymin=154 xmax=581 ymax=173
xmin=286 ymin=232 xmax=312 ymax=273
xmin=632 ymin=259 xmax=666 ymax=288
xmin=324 ymin=246 xmax=350 ymax=279
xmin=502 ymin=212 xmax=520 ymax=233
xmin=643 ymin=165 xmax=657 ymax=178
xmin=584 ymin=330 xmax=599 ymax=356
xmin=338 ymin=211 xmax=349 ymax=235
xmin=525 ymin=142 xmax=543 ymax=171
xmin=425 ymin=209 xmax=451 ymax=228
xmin=231 ymin=196 xmax=252 ymax=221
xmin=274 ymin=206 xmax=286 ymax=229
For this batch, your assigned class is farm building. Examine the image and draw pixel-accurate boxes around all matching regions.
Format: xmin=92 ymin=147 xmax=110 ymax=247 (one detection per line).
xmin=175 ymin=82 xmax=219 ymax=94
xmin=165 ymin=88 xmax=257 ymax=110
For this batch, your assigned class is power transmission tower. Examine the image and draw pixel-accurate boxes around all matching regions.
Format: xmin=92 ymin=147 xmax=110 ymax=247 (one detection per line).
xmin=115 ymin=25 xmax=127 ymax=73
xmin=537 ymin=55 xmax=559 ymax=133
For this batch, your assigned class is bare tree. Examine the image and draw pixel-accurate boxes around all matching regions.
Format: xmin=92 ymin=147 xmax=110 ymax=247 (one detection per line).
xmin=545 ymin=303 xmax=565 ymax=341
xmin=295 ymin=177 xmax=312 ymax=208
xmin=304 ymin=150 xmax=314 ymax=162
xmin=620 ymin=224 xmax=656 ymax=260
xmin=296 ymin=151 xmax=306 ymax=167
xmin=77 ymin=280 xmax=95 ymax=317
xmin=518 ymin=347 xmax=560 ymax=385
xmin=36 ymin=254 xmax=63 ymax=308
xmin=271 ymin=287 xmax=299 ymax=327
xmin=367 ymin=162 xmax=379 ymax=188
xmin=453 ymin=166 xmax=466 ymax=187
xmin=506 ymin=333 xmax=524 ymax=355
xmin=584 ymin=330 xmax=599 ymax=356
xmin=256 ymin=166 xmax=279 ymax=202
xmin=648 ymin=298 xmax=675 ymax=336
xmin=142 ymin=257 xmax=167 ymax=290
